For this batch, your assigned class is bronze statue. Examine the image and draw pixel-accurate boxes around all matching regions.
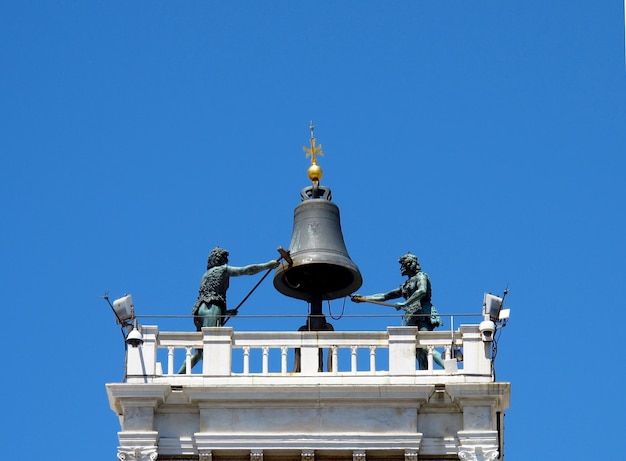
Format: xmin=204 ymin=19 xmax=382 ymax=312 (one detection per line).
xmin=351 ymin=252 xmax=444 ymax=370
xmin=178 ymin=246 xmax=279 ymax=373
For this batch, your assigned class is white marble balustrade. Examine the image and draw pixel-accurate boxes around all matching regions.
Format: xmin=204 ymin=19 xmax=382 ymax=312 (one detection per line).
xmin=124 ymin=324 xmax=492 ymax=384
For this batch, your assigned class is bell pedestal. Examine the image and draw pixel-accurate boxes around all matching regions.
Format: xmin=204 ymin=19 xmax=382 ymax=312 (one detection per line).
xmin=293 ymin=294 xmax=334 ymax=372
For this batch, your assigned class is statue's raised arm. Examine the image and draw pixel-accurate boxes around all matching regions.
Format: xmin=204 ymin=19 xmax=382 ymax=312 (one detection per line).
xmin=351 ymin=287 xmax=402 ymax=308
xmin=227 ymin=259 xmax=279 ymax=277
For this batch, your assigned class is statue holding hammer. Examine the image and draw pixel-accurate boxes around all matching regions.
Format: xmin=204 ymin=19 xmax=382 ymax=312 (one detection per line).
xmin=351 ymin=252 xmax=444 ymax=370
xmin=178 ymin=246 xmax=285 ymax=373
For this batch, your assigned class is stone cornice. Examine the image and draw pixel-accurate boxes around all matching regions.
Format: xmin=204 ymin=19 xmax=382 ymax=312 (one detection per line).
xmin=445 ymin=382 xmax=511 ymax=410
xmin=106 ymin=383 xmax=171 ymax=414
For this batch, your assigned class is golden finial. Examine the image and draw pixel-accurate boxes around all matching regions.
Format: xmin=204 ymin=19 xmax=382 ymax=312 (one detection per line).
xmin=303 ymin=121 xmax=323 ymax=183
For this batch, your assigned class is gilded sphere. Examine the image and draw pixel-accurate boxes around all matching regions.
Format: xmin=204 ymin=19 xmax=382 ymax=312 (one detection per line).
xmin=308 ymin=164 xmax=323 ymax=182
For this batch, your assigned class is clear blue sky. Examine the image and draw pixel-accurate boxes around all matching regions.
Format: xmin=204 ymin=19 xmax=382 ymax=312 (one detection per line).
xmin=1 ymin=2 xmax=624 ymax=460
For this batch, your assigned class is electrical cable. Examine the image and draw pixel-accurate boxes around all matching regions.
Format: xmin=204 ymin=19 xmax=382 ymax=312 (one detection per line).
xmin=328 ymin=296 xmax=346 ymax=320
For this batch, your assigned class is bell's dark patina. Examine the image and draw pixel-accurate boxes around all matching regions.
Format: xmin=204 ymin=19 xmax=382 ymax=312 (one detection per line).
xmin=273 ymin=184 xmax=362 ymax=302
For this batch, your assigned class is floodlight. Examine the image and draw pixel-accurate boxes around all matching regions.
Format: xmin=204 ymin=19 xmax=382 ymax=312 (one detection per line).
xmin=483 ymin=293 xmax=503 ymax=321
xmin=112 ymin=294 xmax=135 ymax=324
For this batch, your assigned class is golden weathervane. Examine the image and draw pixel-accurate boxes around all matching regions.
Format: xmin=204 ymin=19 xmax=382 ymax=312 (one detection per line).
xmin=303 ymin=121 xmax=324 ymax=183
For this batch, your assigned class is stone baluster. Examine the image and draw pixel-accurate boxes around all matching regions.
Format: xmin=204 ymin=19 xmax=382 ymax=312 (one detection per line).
xmin=243 ymin=346 xmax=250 ymax=375
xmin=350 ymin=345 xmax=358 ymax=373
xmin=167 ymin=346 xmax=174 ymax=375
xmin=427 ymin=345 xmax=435 ymax=374
xmin=262 ymin=346 xmax=269 ymax=374
xmin=281 ymin=345 xmax=288 ymax=375
xmin=183 ymin=347 xmax=192 ymax=375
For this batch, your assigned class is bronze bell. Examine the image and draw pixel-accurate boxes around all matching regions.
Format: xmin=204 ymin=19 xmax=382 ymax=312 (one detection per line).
xmin=273 ymin=185 xmax=362 ymax=302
